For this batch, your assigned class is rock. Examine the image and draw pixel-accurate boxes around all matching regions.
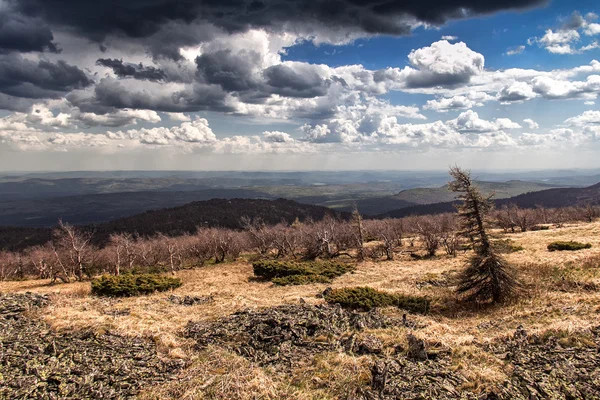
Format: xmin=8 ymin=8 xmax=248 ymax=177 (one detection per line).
xmin=184 ymin=303 xmax=396 ymax=369
xmin=0 ymin=293 xmax=185 ymax=399
xmin=168 ymin=294 xmax=214 ymax=306
xmin=486 ymin=325 xmax=600 ymax=399
xmin=407 ymin=333 xmax=427 ymax=361
xmin=353 ymin=335 xmax=384 ymax=355
xmin=371 ymin=360 xmax=389 ymax=394
xmin=363 ymin=357 xmax=467 ymax=399
xmin=513 ymin=324 xmax=527 ymax=340
xmin=0 ymin=292 xmax=48 ymax=319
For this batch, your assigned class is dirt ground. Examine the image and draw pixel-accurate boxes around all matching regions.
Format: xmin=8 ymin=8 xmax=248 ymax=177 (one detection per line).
xmin=2 ymin=221 xmax=600 ymax=399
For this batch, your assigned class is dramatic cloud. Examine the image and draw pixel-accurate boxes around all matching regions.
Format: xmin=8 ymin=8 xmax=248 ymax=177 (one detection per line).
xmin=9 ymin=0 xmax=547 ymax=55
xmin=401 ymin=40 xmax=485 ymax=88
xmin=3 ymin=2 xmax=600 ymax=170
xmin=0 ymin=7 xmax=58 ymax=53
xmin=497 ymin=81 xmax=537 ymax=102
xmin=96 ymin=58 xmax=167 ymax=82
xmin=0 ymin=54 xmax=92 ymax=99
xmin=68 ymin=77 xmax=234 ymax=113
xmin=529 ymin=11 xmax=600 ymax=54
xmin=263 ymin=64 xmax=330 ymax=98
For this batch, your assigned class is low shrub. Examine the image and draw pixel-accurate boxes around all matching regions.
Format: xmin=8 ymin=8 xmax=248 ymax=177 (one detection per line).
xmin=547 ymin=241 xmax=592 ymax=252
xmin=324 ymin=286 xmax=430 ymax=314
xmin=493 ymin=239 xmax=524 ymax=253
xmin=253 ymin=260 xmax=355 ymax=280
xmin=91 ymin=274 xmax=182 ymax=297
xmin=272 ymin=274 xmax=332 ymax=286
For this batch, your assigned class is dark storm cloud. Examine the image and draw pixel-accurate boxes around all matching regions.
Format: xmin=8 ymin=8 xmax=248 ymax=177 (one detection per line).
xmin=0 ymin=93 xmax=34 ymax=111
xmin=403 ymin=71 xmax=474 ymax=89
xmin=11 ymin=0 xmax=548 ymax=53
xmin=96 ymin=58 xmax=167 ymax=81
xmin=195 ymin=49 xmax=262 ymax=92
xmin=0 ymin=54 xmax=93 ymax=99
xmin=0 ymin=9 xmax=58 ymax=53
xmin=67 ymin=78 xmax=235 ymax=113
xmin=263 ymin=65 xmax=330 ymax=98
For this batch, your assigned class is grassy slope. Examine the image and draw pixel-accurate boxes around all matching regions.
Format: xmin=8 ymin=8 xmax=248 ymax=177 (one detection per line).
xmin=3 ymin=220 xmax=600 ymax=398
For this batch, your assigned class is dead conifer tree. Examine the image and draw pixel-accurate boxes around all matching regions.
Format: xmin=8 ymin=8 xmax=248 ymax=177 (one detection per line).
xmin=449 ymin=166 xmax=519 ymax=303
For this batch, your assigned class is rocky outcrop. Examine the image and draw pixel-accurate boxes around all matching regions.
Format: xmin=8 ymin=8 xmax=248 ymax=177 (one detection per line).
xmin=0 ymin=293 xmax=184 ymax=399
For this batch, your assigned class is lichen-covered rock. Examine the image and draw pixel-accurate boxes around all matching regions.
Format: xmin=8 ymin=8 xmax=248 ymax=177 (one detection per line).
xmin=361 ymin=357 xmax=471 ymax=400
xmin=168 ymin=294 xmax=214 ymax=306
xmin=185 ymin=303 xmax=395 ymax=368
xmin=0 ymin=292 xmax=48 ymax=319
xmin=486 ymin=326 xmax=600 ymax=399
xmin=0 ymin=292 xmax=185 ymax=399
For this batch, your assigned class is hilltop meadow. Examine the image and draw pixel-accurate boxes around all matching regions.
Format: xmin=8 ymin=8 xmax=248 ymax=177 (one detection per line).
xmin=2 ymin=190 xmax=600 ymax=398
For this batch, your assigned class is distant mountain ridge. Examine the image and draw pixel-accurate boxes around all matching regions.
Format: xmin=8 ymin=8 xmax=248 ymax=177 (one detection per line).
xmin=351 ymin=180 xmax=564 ymax=215
xmin=0 ymin=198 xmax=348 ymax=251
xmin=379 ymin=182 xmax=600 ymax=218
xmin=92 ymin=198 xmax=349 ymax=243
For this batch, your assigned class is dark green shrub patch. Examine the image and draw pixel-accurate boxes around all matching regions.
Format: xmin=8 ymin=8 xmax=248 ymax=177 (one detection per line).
xmin=547 ymin=241 xmax=592 ymax=252
xmin=324 ymin=286 xmax=430 ymax=314
xmin=253 ymin=260 xmax=355 ymax=282
xmin=493 ymin=239 xmax=524 ymax=254
xmin=272 ymin=274 xmax=332 ymax=286
xmin=91 ymin=274 xmax=182 ymax=297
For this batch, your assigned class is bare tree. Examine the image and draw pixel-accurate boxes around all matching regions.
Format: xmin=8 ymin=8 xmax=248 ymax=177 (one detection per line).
xmin=271 ymin=222 xmax=300 ymax=258
xmin=242 ymin=217 xmax=275 ymax=256
xmin=450 ymin=166 xmax=519 ymax=303
xmin=0 ymin=251 xmax=18 ymax=281
xmin=365 ymin=219 xmax=403 ymax=261
xmin=157 ymin=234 xmax=183 ymax=274
xmin=495 ymin=206 xmax=517 ymax=233
xmin=415 ymin=215 xmax=441 ymax=257
xmin=439 ymin=214 xmax=460 ymax=257
xmin=582 ymin=204 xmax=599 ymax=223
xmin=510 ymin=205 xmax=536 ymax=232
xmin=352 ymin=205 xmax=365 ymax=261
xmin=107 ymin=233 xmax=138 ymax=275
xmin=53 ymin=220 xmax=94 ymax=281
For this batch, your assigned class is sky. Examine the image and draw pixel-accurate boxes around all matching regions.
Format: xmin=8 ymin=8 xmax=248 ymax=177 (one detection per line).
xmin=0 ymin=0 xmax=600 ymax=171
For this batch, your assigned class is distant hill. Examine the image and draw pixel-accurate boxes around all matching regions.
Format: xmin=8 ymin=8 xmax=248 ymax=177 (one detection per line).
xmin=379 ymin=182 xmax=600 ymax=218
xmin=391 ymin=180 xmax=561 ymax=204
xmin=92 ymin=198 xmax=348 ymax=244
xmin=0 ymin=198 xmax=349 ymax=251
xmin=0 ymin=226 xmax=52 ymax=252
xmin=352 ymin=180 xmax=563 ymax=215
xmin=0 ymin=189 xmax=273 ymax=227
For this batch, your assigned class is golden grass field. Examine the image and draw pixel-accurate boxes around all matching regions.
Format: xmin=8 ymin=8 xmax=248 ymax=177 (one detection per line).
xmin=2 ymin=221 xmax=600 ymax=399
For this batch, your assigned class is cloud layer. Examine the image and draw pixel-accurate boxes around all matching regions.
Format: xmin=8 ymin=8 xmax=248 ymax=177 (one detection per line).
xmin=1 ymin=1 xmax=600 ymax=170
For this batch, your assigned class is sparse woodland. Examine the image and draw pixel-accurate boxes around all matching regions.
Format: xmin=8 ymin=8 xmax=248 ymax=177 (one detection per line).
xmin=0 ymin=199 xmax=596 ymax=287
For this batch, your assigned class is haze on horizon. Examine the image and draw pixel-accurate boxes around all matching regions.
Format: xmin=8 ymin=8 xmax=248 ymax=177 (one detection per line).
xmin=1 ymin=0 xmax=600 ymax=171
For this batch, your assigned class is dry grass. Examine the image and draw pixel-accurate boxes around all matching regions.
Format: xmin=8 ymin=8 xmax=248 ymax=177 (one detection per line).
xmin=3 ymin=220 xmax=600 ymax=398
